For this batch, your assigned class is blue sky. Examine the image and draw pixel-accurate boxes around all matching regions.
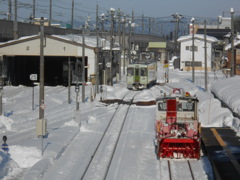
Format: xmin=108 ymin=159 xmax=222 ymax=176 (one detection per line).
xmin=90 ymin=0 xmax=239 ymax=18
xmin=0 ymin=0 xmax=239 ymax=22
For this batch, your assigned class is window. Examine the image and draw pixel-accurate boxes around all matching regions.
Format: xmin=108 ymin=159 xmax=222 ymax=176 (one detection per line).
xmin=186 ymin=46 xmax=189 ymax=50
xmin=215 ymin=52 xmax=221 ymax=57
xmin=127 ymin=68 xmax=134 ymax=76
xmin=185 ymin=61 xmax=202 ymax=67
xmin=141 ymin=68 xmax=147 ymax=76
xmin=135 ymin=68 xmax=139 ymax=76
xmin=158 ymin=102 xmax=166 ymax=111
xmin=190 ymin=46 xmax=198 ymax=52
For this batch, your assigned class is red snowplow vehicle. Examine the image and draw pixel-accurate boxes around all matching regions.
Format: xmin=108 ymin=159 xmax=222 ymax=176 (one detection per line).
xmin=155 ymin=89 xmax=200 ymax=159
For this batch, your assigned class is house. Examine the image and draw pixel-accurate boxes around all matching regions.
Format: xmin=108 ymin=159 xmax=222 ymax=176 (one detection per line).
xmin=225 ymin=35 xmax=240 ymax=75
xmin=177 ymin=34 xmax=218 ymax=71
xmin=195 ymin=16 xmax=232 ymax=70
xmin=0 ymin=34 xmax=119 ymax=86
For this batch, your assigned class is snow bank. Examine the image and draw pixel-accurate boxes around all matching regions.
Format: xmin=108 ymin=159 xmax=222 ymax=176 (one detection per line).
xmin=9 ymin=145 xmax=41 ymax=168
xmin=63 ymin=120 xmax=79 ymax=127
xmin=0 ymin=151 xmax=22 ymax=180
xmin=0 ymin=116 xmax=14 ymax=131
xmin=212 ymin=76 xmax=240 ymax=115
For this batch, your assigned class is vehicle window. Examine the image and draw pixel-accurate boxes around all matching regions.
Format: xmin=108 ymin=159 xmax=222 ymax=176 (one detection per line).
xmin=141 ymin=68 xmax=147 ymax=76
xmin=135 ymin=68 xmax=139 ymax=76
xmin=127 ymin=68 xmax=134 ymax=76
xmin=177 ymin=102 xmax=183 ymax=111
xmin=158 ymin=102 xmax=166 ymax=111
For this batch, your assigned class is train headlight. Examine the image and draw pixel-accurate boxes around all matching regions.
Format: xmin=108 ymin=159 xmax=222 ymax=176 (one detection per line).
xmin=176 ymin=97 xmax=179 ymax=102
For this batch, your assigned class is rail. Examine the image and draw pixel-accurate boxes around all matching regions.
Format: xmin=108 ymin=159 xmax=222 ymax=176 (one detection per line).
xmin=162 ymin=160 xmax=196 ymax=180
xmin=80 ymin=91 xmax=140 ymax=180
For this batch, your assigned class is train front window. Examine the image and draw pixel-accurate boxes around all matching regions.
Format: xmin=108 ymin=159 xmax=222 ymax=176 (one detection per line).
xmin=141 ymin=68 xmax=147 ymax=76
xmin=158 ymin=102 xmax=166 ymax=111
xmin=135 ymin=68 xmax=139 ymax=76
xmin=127 ymin=68 xmax=134 ymax=76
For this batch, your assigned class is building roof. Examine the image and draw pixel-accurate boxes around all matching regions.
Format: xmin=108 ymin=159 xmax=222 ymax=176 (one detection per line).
xmin=196 ymin=29 xmax=231 ymax=39
xmin=177 ymin=34 xmax=218 ymax=43
xmin=0 ymin=34 xmax=113 ymax=49
xmin=147 ymin=42 xmax=167 ymax=49
xmin=225 ymin=35 xmax=240 ymax=50
xmin=225 ymin=40 xmax=240 ymax=50
xmin=0 ymin=34 xmax=120 ymax=56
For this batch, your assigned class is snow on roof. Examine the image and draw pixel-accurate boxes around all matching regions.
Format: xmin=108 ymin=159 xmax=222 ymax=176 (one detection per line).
xmin=0 ymin=34 xmax=120 ymax=50
xmin=224 ymin=33 xmax=240 ymax=39
xmin=52 ymin=34 xmax=119 ymax=50
xmin=52 ymin=34 xmax=101 ymax=48
xmin=225 ymin=39 xmax=240 ymax=50
xmin=0 ymin=35 xmax=39 ymax=45
xmin=177 ymin=34 xmax=218 ymax=43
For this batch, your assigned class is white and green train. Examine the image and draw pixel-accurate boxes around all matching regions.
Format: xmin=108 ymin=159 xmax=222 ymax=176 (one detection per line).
xmin=126 ymin=61 xmax=157 ymax=90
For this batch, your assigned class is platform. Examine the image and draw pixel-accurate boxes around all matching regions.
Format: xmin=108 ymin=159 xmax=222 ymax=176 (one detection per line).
xmin=201 ymin=127 xmax=240 ymax=180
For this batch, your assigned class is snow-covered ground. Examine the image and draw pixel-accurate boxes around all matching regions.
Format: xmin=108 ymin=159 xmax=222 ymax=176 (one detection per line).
xmin=0 ymin=63 xmax=240 ymax=180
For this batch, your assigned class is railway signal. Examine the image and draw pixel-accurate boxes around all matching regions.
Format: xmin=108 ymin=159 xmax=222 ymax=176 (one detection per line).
xmin=2 ymin=135 xmax=9 ymax=152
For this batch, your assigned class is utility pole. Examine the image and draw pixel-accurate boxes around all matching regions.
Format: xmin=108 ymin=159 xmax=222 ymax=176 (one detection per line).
xmin=132 ymin=11 xmax=134 ymax=25
xmin=172 ymin=13 xmax=183 ymax=56
xmin=160 ymin=24 xmax=163 ymax=37
xmin=32 ymin=0 xmax=35 ymax=20
xmin=204 ymin=20 xmax=208 ymax=91
xmin=8 ymin=0 xmax=12 ymax=20
xmin=117 ymin=8 xmax=122 ymax=81
xmin=71 ymin=0 xmax=74 ymax=29
xmin=122 ymin=15 xmax=126 ymax=75
xmin=152 ymin=18 xmax=155 ymax=35
xmin=95 ymin=4 xmax=99 ymax=95
xmin=75 ymin=58 xmax=80 ymax=110
xmin=13 ymin=0 xmax=18 ymax=39
xmin=39 ymin=17 xmax=45 ymax=120
xmin=49 ymin=0 xmax=52 ymax=26
xmin=131 ymin=12 xmax=135 ymax=53
xmin=35 ymin=17 xmax=48 ymax=157
xmin=68 ymin=57 xmax=71 ymax=104
xmin=191 ymin=17 xmax=195 ymax=83
xmin=82 ymin=25 xmax=85 ymax=102
xmin=101 ymin=13 xmax=105 ymax=36
xmin=0 ymin=56 xmax=3 ymax=116
xmin=149 ymin=17 xmax=151 ymax=35
xmin=128 ymin=20 xmax=132 ymax=64
xmin=230 ymin=8 xmax=235 ymax=77
xmin=109 ymin=8 xmax=115 ymax=86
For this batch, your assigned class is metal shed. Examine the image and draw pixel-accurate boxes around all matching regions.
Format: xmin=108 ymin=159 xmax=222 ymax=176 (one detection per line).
xmin=0 ymin=34 xmax=97 ymax=86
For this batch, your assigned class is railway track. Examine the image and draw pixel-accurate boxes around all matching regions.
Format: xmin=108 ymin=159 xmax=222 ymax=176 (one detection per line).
xmin=80 ymin=91 xmax=140 ymax=180
xmin=160 ymin=159 xmax=206 ymax=180
xmin=37 ymin=90 xmax=141 ymax=180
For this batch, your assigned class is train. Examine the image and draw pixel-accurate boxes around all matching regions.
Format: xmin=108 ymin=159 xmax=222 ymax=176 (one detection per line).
xmin=126 ymin=61 xmax=157 ymax=90
xmin=154 ymin=88 xmax=201 ymax=159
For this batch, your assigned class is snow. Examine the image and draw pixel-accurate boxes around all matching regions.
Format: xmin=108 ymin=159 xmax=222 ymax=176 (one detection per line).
xmin=178 ymin=34 xmax=218 ymax=43
xmin=0 ymin=34 xmax=120 ymax=50
xmin=0 ymin=35 xmax=38 ymax=46
xmin=0 ymin=63 xmax=239 ymax=179
xmin=10 ymin=146 xmax=41 ymax=168
xmin=53 ymin=34 xmax=119 ymax=50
